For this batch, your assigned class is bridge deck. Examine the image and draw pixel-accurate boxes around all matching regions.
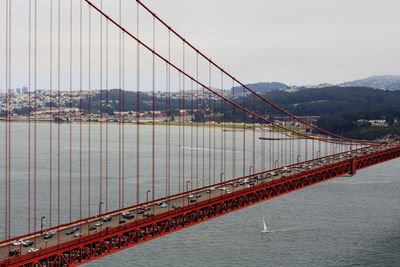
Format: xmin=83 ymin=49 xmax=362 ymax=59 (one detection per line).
xmin=0 ymin=145 xmax=399 ymax=266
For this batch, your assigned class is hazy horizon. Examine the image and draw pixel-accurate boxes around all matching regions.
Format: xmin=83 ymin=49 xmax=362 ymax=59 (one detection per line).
xmin=1 ymin=0 xmax=399 ymax=91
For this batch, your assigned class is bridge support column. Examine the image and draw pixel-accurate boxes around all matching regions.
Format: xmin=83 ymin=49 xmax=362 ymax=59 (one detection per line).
xmin=350 ymin=159 xmax=357 ymax=175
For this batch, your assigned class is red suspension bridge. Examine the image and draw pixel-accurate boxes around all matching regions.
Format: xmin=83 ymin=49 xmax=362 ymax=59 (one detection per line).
xmin=0 ymin=0 xmax=399 ymax=266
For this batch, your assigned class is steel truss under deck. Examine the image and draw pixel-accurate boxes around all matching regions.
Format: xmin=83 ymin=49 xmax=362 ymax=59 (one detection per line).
xmin=2 ymin=146 xmax=400 ymax=267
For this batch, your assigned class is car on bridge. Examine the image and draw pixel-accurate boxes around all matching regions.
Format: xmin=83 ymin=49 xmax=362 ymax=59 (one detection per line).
xmin=172 ymin=204 xmax=181 ymax=209
xmin=12 ymin=240 xmax=23 ymax=246
xmin=144 ymin=212 xmax=153 ymax=217
xmin=9 ymin=250 xmax=18 ymax=257
xmin=102 ymin=216 xmax=112 ymax=222
xmin=44 ymin=230 xmax=56 ymax=239
xmin=28 ymin=248 xmax=39 ymax=254
xmin=66 ymin=227 xmax=81 ymax=235
xmin=122 ymin=211 xmax=134 ymax=219
xmin=22 ymin=240 xmax=34 ymax=247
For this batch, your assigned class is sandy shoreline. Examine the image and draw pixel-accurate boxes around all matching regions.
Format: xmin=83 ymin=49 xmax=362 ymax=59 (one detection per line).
xmin=0 ymin=119 xmax=294 ymax=133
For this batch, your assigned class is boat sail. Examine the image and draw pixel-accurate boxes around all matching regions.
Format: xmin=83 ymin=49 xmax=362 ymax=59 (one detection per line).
xmin=261 ymin=217 xmax=270 ymax=233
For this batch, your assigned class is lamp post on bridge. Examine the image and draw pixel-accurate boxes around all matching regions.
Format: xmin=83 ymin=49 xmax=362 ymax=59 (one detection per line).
xmin=219 ymin=172 xmax=226 ymax=196
xmin=146 ymin=190 xmax=151 ymax=203
xmin=274 ymin=160 xmax=279 ymax=169
xmin=297 ymin=154 xmax=301 ymax=163
xmin=248 ymin=166 xmax=254 ymax=176
xmin=186 ymin=180 xmax=191 ymax=192
xmin=98 ymin=201 xmax=104 ymax=217
xmin=186 ymin=181 xmax=191 ymax=206
xmin=316 ymin=150 xmax=320 ymax=158
xmin=98 ymin=202 xmax=104 ymax=232
xmin=40 ymin=216 xmax=46 ymax=234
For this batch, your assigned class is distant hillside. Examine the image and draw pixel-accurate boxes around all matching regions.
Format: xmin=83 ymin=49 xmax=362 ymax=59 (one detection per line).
xmin=340 ymin=75 xmax=400 ymax=91
xmin=231 ymin=82 xmax=288 ymax=94
xmin=81 ymin=87 xmax=400 ymax=117
xmin=250 ymin=86 xmax=400 ymax=116
xmin=316 ymin=106 xmax=400 ymax=140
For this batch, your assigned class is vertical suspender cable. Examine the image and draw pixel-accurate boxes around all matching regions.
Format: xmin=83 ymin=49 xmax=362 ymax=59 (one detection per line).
xmin=253 ymin=94 xmax=255 ymax=172
xmin=8 ymin=6 xmax=12 ymax=234
xmin=152 ymin=16 xmax=155 ymax=201
xmin=57 ymin=0 xmax=61 ymax=235
xmin=105 ymin=18 xmax=109 ymax=212
xmin=202 ymin=86 xmax=205 ymax=187
xmin=165 ymin=62 xmax=168 ymax=195
xmin=182 ymin=42 xmax=185 ymax=193
xmin=222 ymin=74 xmax=226 ymax=178
xmin=118 ymin=0 xmax=121 ymax=210
xmin=283 ymin=112 xmax=287 ymax=165
xmin=122 ymin=10 xmax=125 ymax=208
xmin=49 ymin=0 xmax=53 ymax=227
xmin=57 ymin=0 xmax=61 ymax=237
xmin=167 ymin=29 xmax=171 ymax=197
xmin=122 ymin=8 xmax=125 ymax=208
xmin=5 ymin=0 xmax=9 ymax=240
xmin=213 ymin=68 xmax=216 ymax=184
xmin=261 ymin=101 xmax=265 ymax=171
xmin=232 ymin=80 xmax=236 ymax=179
xmin=305 ymin=119 xmax=308 ymax=161
xmin=99 ymin=0 xmax=103 ymax=216
xmin=272 ymin=106 xmax=275 ymax=168
xmin=88 ymin=4 xmax=92 ymax=218
xmin=312 ymin=130 xmax=315 ymax=160
xmin=7 ymin=0 xmax=12 ymax=240
xmin=136 ymin=2 xmax=140 ymax=205
xmin=28 ymin=0 xmax=32 ymax=234
xmin=242 ymin=87 xmax=246 ymax=176
xmin=195 ymin=53 xmax=198 ymax=190
xmin=208 ymin=62 xmax=211 ymax=185
xmin=34 ymin=0 xmax=37 ymax=234
xmin=69 ymin=0 xmax=73 ymax=223
xmin=281 ymin=111 xmax=283 ymax=167
xmin=242 ymin=87 xmax=245 ymax=176
xmin=297 ymin=113 xmax=301 ymax=162
xmin=291 ymin=117 xmax=293 ymax=164
xmin=79 ymin=0 xmax=83 ymax=221
xmin=4 ymin=0 xmax=8 ymax=241
xmin=213 ymin=73 xmax=216 ymax=184
xmin=190 ymin=74 xmax=194 ymax=191
xmin=178 ymin=73 xmax=181 ymax=193
xmin=220 ymin=72 xmax=224 ymax=179
xmin=192 ymin=79 xmax=196 ymax=190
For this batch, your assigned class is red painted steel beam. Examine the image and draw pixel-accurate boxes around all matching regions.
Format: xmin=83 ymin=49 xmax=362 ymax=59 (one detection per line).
xmin=0 ymin=146 xmax=368 ymax=249
xmin=1 ymin=146 xmax=399 ymax=267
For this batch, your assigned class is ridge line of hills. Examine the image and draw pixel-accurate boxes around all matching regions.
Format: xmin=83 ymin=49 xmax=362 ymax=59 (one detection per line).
xmin=232 ymin=74 xmax=400 ymax=94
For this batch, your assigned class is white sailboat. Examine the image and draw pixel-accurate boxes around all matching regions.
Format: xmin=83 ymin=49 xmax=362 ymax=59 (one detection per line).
xmin=261 ymin=217 xmax=270 ymax=233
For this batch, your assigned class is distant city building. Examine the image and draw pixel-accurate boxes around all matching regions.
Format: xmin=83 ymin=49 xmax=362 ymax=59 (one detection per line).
xmin=22 ymin=87 xmax=28 ymax=94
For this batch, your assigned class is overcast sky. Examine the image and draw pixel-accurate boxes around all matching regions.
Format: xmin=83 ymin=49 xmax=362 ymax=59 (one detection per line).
xmin=1 ymin=0 xmax=400 ymax=90
xmin=143 ymin=0 xmax=400 ymax=85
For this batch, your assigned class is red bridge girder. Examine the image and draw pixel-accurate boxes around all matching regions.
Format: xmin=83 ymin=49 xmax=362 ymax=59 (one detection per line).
xmin=1 ymin=146 xmax=400 ymax=267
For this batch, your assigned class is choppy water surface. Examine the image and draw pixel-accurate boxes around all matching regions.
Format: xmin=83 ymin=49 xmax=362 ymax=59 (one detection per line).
xmin=0 ymin=123 xmax=398 ymax=266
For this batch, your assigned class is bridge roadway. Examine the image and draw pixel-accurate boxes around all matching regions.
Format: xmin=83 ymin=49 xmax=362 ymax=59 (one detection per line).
xmin=0 ymin=144 xmax=394 ymax=262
